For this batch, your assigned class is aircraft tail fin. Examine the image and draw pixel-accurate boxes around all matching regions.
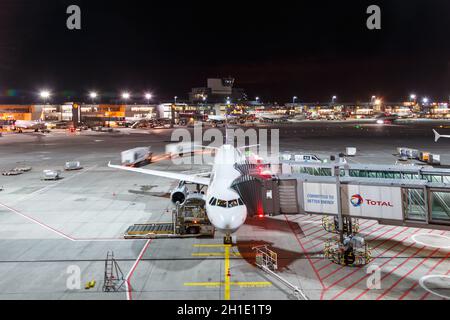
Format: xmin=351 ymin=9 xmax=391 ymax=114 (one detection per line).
xmin=433 ymin=129 xmax=441 ymax=142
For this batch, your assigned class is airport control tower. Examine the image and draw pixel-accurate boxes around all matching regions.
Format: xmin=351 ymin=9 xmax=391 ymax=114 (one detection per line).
xmin=189 ymin=77 xmax=247 ymax=104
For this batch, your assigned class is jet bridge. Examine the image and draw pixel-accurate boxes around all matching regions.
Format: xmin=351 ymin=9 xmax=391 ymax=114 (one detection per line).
xmin=232 ymin=163 xmax=450 ymax=231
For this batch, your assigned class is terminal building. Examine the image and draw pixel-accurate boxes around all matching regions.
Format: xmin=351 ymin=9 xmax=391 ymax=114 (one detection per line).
xmin=0 ymin=103 xmax=158 ymax=125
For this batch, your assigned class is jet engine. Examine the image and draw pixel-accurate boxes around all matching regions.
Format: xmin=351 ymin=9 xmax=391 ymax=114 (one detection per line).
xmin=170 ymin=185 xmax=188 ymax=205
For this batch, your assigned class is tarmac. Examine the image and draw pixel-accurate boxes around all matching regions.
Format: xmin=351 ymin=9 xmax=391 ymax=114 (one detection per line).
xmin=0 ymin=120 xmax=449 ymax=300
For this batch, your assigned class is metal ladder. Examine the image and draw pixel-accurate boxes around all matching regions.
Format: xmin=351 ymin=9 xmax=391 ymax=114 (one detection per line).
xmin=103 ymin=251 xmax=125 ymax=292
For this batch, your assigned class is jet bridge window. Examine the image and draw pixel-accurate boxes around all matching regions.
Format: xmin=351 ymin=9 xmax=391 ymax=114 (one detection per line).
xmin=430 ymin=191 xmax=450 ymax=222
xmin=403 ymin=188 xmax=427 ymax=221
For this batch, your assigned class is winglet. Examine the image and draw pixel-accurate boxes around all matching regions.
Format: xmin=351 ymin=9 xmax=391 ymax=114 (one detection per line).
xmin=433 ymin=129 xmax=441 ymax=143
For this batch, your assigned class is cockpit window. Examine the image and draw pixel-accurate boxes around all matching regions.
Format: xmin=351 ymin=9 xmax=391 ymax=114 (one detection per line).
xmin=217 ymin=200 xmax=228 ymax=208
xmin=228 ymin=200 xmax=239 ymax=208
xmin=210 ymin=198 xmax=244 ymax=208
xmin=209 ymin=197 xmax=217 ymax=206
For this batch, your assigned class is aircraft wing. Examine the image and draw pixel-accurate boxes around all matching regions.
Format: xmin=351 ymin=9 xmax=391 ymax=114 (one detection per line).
xmin=108 ymin=163 xmax=210 ymax=186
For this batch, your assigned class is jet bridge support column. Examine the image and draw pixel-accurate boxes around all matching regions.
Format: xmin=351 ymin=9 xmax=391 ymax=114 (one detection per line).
xmin=334 ymin=160 xmax=344 ymax=244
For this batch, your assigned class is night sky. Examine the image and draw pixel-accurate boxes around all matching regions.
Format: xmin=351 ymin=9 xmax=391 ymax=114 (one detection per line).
xmin=1 ymin=0 xmax=450 ymax=103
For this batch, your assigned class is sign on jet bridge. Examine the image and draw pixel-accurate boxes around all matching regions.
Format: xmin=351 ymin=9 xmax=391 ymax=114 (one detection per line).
xmin=343 ymin=185 xmax=403 ymax=220
xmin=304 ymin=182 xmax=338 ymax=214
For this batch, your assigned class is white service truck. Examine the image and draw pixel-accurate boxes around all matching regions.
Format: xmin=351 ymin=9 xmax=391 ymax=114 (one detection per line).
xmin=166 ymin=142 xmax=202 ymax=158
xmin=121 ymin=147 xmax=153 ymax=167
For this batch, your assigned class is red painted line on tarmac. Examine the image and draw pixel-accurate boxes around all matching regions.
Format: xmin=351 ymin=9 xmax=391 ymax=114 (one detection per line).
xmin=307 ymin=240 xmax=328 ymax=251
xmin=371 ymin=227 xmax=411 ymax=250
xmin=319 ymin=226 xmax=399 ymax=281
xmin=399 ymin=250 xmax=450 ymax=300
xmin=302 ymin=230 xmax=330 ymax=246
xmin=366 ymin=226 xmax=399 ymax=243
xmin=420 ymin=267 xmax=450 ymax=300
xmin=125 ymin=239 xmax=152 ymax=301
xmin=317 ymin=261 xmax=335 ymax=272
xmin=322 ymin=265 xmax=346 ymax=281
xmin=358 ymin=225 xmax=386 ymax=238
xmin=297 ymin=215 xmax=323 ymax=224
xmin=300 ymin=219 xmax=325 ymax=233
xmin=376 ymin=245 xmax=442 ymax=300
xmin=328 ymin=228 xmax=426 ymax=300
xmin=352 ymin=229 xmax=435 ymax=301
xmin=284 ymin=215 xmax=326 ymax=296
xmin=302 ymin=227 xmax=329 ymax=239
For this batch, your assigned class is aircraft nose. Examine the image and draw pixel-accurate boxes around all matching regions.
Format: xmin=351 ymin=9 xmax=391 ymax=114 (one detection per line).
xmin=223 ymin=209 xmax=247 ymax=231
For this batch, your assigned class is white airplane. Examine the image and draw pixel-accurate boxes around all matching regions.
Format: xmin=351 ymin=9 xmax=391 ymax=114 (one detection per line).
xmin=433 ymin=130 xmax=450 ymax=142
xmin=14 ymin=120 xmax=47 ymax=132
xmin=256 ymin=113 xmax=289 ymax=122
xmin=207 ymin=114 xmax=240 ymax=123
xmin=108 ymin=144 xmax=248 ymax=244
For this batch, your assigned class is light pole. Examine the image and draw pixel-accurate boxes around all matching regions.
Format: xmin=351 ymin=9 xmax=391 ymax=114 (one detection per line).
xmin=119 ymin=92 xmax=131 ymax=128
xmin=40 ymin=90 xmax=51 ymax=104
xmin=145 ymin=93 xmax=152 ymax=105
xmin=171 ymin=96 xmax=178 ymax=128
xmin=40 ymin=90 xmax=52 ymax=119
xmin=90 ymin=92 xmax=98 ymax=104
xmin=122 ymin=92 xmax=130 ymax=100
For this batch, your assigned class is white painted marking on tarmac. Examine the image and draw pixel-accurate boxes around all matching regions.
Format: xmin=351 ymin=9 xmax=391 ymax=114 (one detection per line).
xmin=419 ymin=275 xmax=450 ymax=300
xmin=0 ymin=202 xmax=75 ymax=241
xmin=0 ymin=201 xmax=143 ymax=243
xmin=412 ymin=233 xmax=450 ymax=249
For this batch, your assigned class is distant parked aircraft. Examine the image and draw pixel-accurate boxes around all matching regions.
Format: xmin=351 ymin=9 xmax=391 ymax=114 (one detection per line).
xmin=433 ymin=129 xmax=450 ymax=142
xmin=13 ymin=120 xmax=47 ymax=133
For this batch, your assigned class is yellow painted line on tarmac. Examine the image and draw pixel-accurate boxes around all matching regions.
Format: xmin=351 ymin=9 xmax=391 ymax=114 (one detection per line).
xmin=193 ymin=244 xmax=232 ymax=248
xmin=187 ymin=243 xmax=272 ymax=300
xmin=192 ymin=252 xmax=244 ymax=257
xmin=184 ymin=282 xmax=223 ymax=287
xmin=184 ymin=281 xmax=272 ymax=288
xmin=192 ymin=253 xmax=225 ymax=257
xmin=231 ymin=282 xmax=272 ymax=287
xmin=224 ymin=245 xmax=231 ymax=300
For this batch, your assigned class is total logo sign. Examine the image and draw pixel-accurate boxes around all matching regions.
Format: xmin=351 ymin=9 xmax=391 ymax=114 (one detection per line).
xmin=350 ymin=194 xmax=394 ymax=208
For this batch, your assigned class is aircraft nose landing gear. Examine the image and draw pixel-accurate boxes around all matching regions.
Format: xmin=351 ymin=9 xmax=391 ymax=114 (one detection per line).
xmin=224 ymin=234 xmax=236 ymax=245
